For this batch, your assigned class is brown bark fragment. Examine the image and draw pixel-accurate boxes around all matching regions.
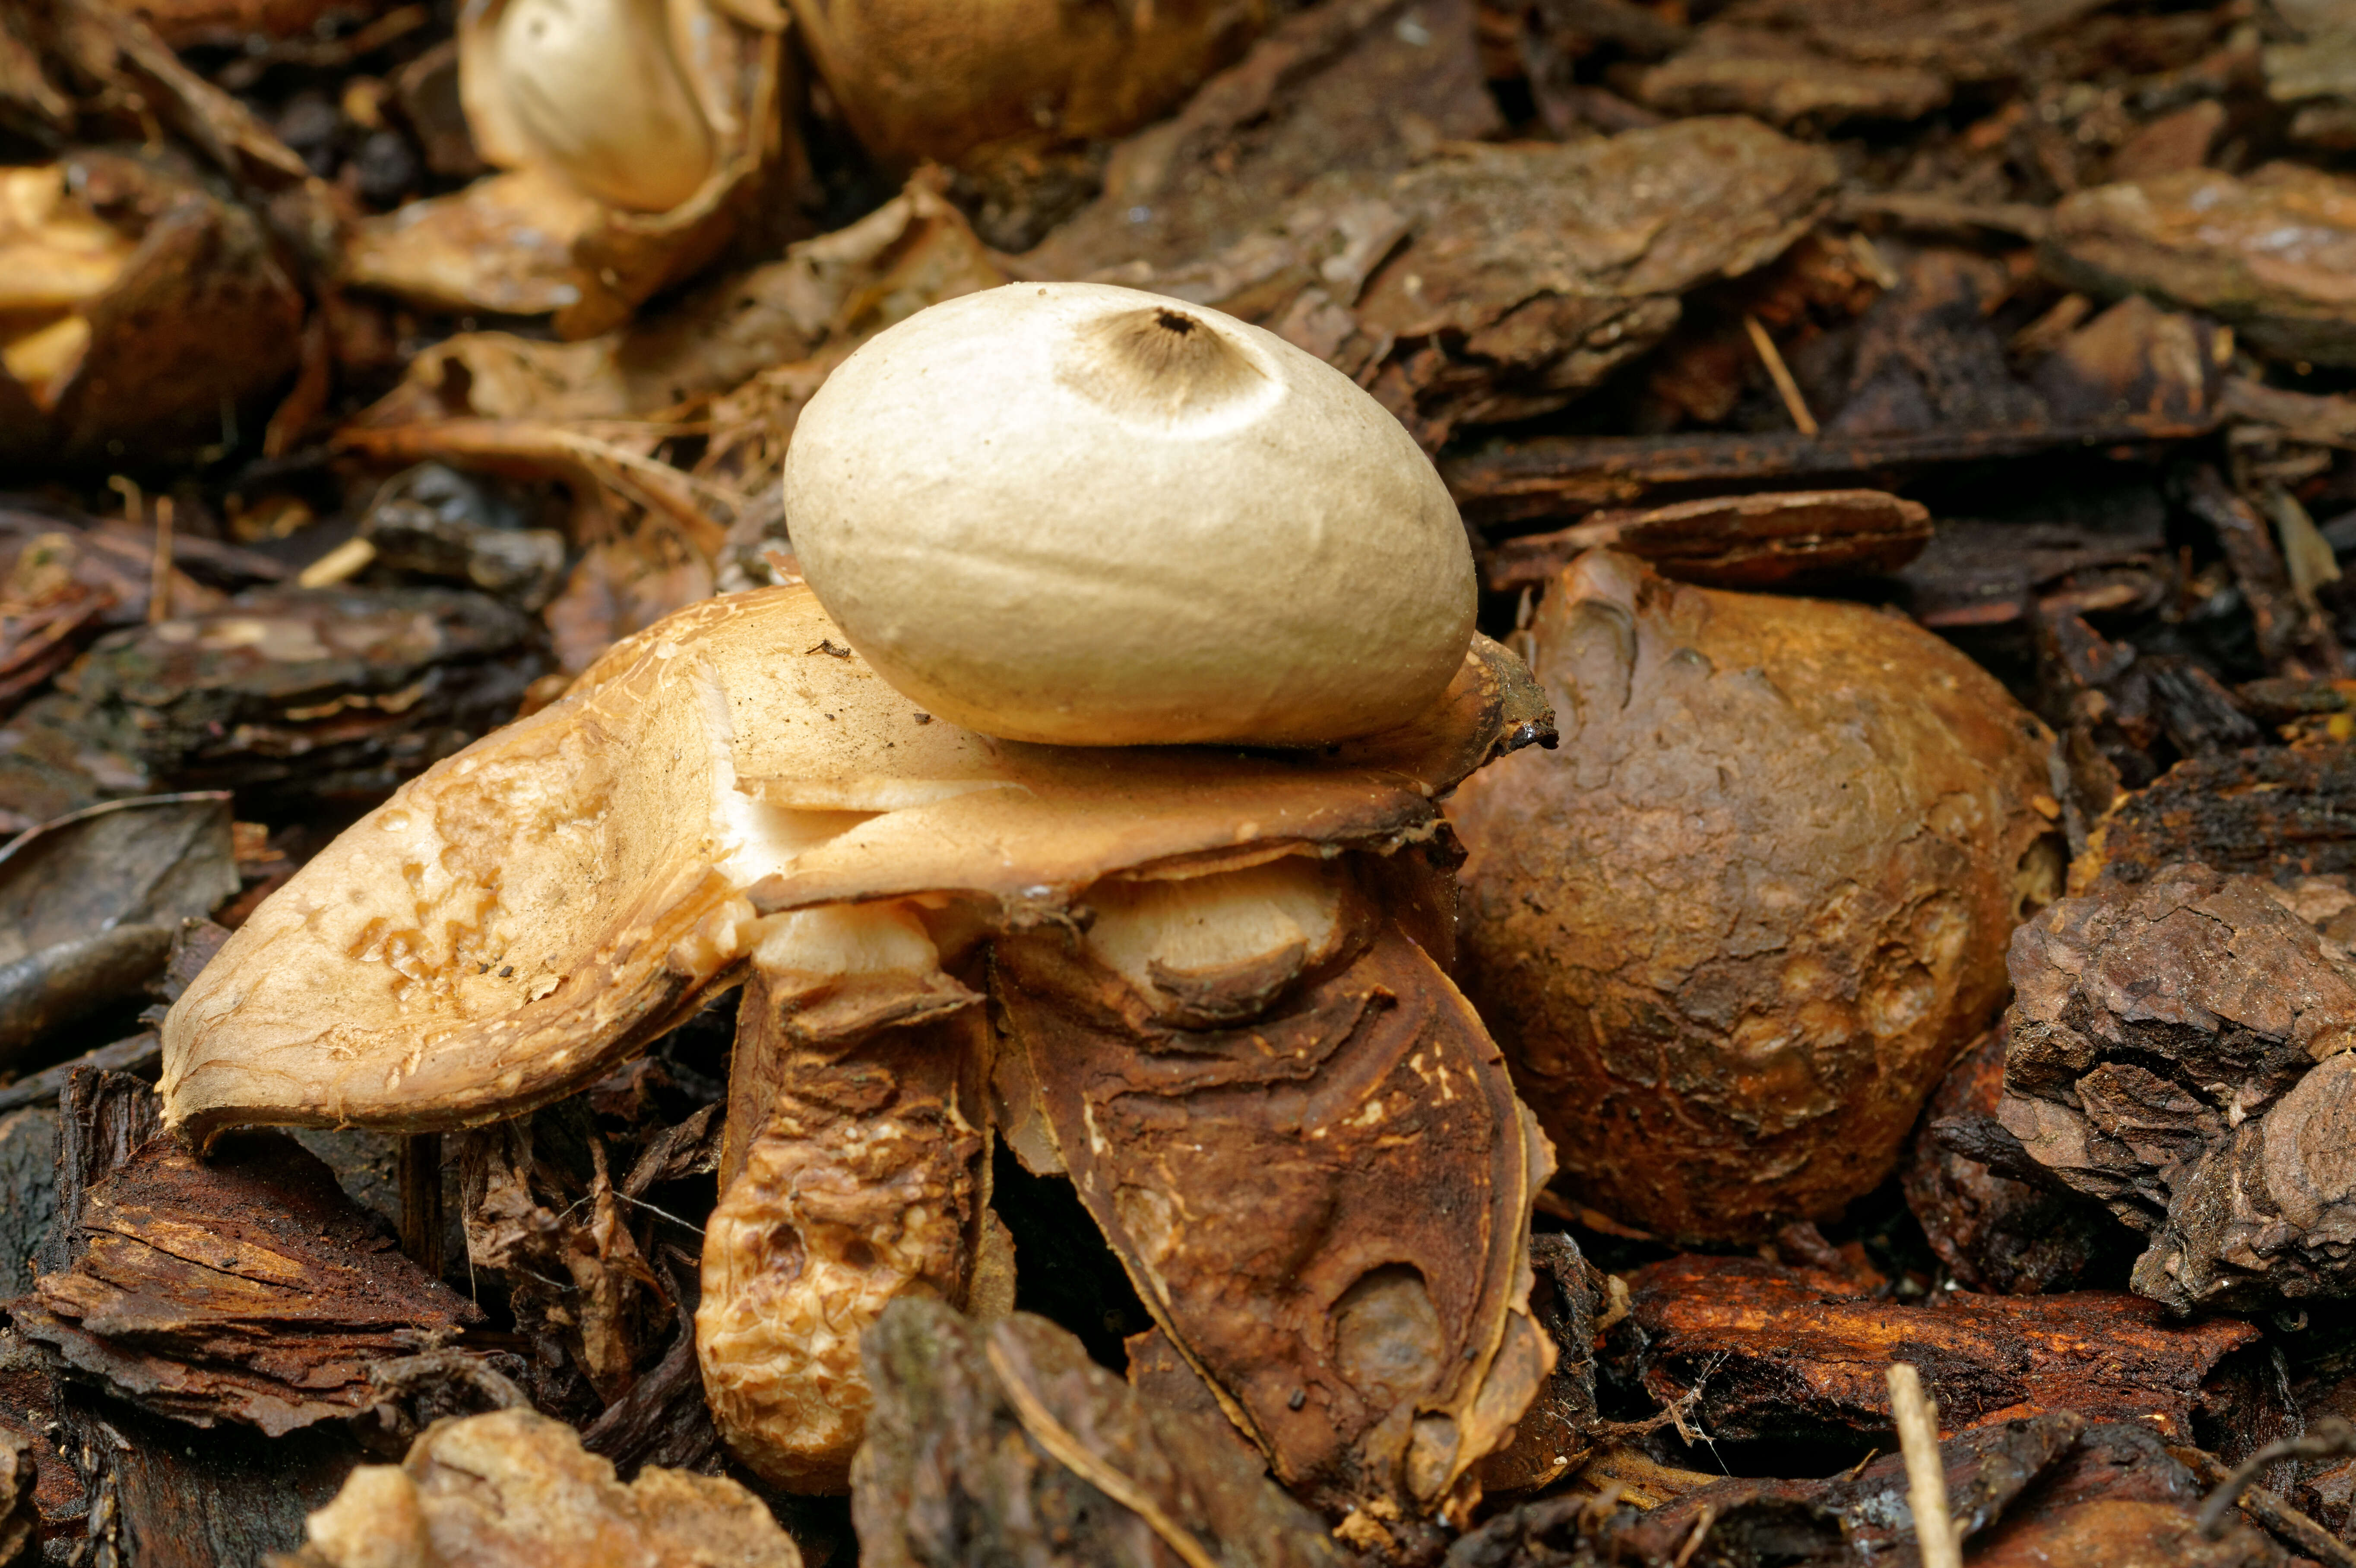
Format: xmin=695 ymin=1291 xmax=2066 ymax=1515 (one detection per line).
xmin=1632 ymin=28 xmax=1950 ymax=129
xmin=1456 ymin=1415 xmax=2288 ymax=1567
xmin=1054 ymin=116 xmax=1836 ymax=450
xmin=2082 ymin=746 xmax=2356 ymax=890
xmin=1622 ymin=1254 xmax=2263 ymax=1445
xmin=2045 ymin=163 xmax=2356 ymax=369
xmin=1451 ymin=551 xmax=2059 ymax=1241
xmin=1441 ymin=420 xmax=2221 ymax=531
xmin=1473 ymin=1232 xmax=1602 ymax=1497
xmin=23 ymin=1072 xmax=368 ymax=1566
xmin=1025 ymin=0 xmax=1501 ymax=279
xmin=854 ymin=1300 xmax=1349 ymax=1568
xmin=995 ymin=892 xmax=1551 ymax=1527
xmin=1903 ymin=1026 xmax=2140 ymax=1295
xmin=1485 ymin=490 xmax=1932 ymax=594
xmin=15 ymin=1120 xmax=481 ymax=1434
xmin=1999 ymin=862 xmax=2356 ymax=1311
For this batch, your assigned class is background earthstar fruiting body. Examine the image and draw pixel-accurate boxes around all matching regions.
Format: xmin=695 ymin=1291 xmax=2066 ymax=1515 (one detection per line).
xmin=1448 ymin=550 xmax=2062 ymax=1245
xmin=462 ymin=0 xmax=716 ymax=212
xmin=784 ymin=281 xmax=1477 ymax=747
xmin=786 ymin=0 xmax=1269 ymax=172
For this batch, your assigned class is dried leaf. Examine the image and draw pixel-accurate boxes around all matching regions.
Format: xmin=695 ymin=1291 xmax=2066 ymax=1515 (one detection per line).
xmin=349 ymin=174 xmax=1001 ymax=430
xmin=0 ymin=793 xmax=236 ymax=1067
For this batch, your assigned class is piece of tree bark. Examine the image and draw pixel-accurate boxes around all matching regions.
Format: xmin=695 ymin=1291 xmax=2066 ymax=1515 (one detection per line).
xmin=2083 ymin=746 xmax=2356 ymax=888
xmin=25 ymin=1071 xmax=369 ymax=1567
xmin=0 ymin=1109 xmax=56 ymax=1301
xmin=1472 ymin=1231 xmax=1604 ymax=1497
xmin=1025 ymin=0 xmax=1501 ymax=279
xmin=1484 ymin=490 xmax=1932 ymax=593
xmin=2000 ymin=862 xmax=2356 ymax=1312
xmin=1440 ymin=419 xmax=2219 ymax=531
xmin=16 ymin=1116 xmax=482 ymax=1433
xmin=1453 ymin=1414 xmax=2289 ymax=1567
xmin=1619 ymin=1254 xmax=2268 ymax=1446
xmin=2045 ymin=164 xmax=2356 ymax=370
xmin=1904 ymin=1027 xmax=2140 ymax=1295
xmin=852 ymin=1300 xmax=1349 ymax=1568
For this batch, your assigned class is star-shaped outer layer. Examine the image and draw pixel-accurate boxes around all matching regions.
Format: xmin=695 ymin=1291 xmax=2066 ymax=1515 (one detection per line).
xmin=160 ymin=583 xmax=1552 ymax=1145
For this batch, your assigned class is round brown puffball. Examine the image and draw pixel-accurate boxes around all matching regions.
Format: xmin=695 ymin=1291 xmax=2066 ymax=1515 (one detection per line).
xmin=783 ymin=282 xmax=1476 ymax=748
xmin=1447 ymin=551 xmax=2062 ymax=1243
xmin=786 ymin=0 xmax=1265 ymax=171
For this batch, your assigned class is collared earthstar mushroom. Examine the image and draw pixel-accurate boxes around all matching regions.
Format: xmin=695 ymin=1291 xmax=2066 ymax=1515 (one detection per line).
xmin=164 ymin=288 xmax=1548 ymax=1537
xmin=163 ymin=586 xmax=1555 ymax=1530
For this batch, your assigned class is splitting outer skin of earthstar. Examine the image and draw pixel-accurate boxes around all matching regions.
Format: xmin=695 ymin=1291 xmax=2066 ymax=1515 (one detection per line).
xmin=157 ymin=585 xmax=1560 ymax=1527
xmin=783 ymin=281 xmax=1479 ymax=747
xmin=1449 ymin=550 xmax=2062 ymax=1245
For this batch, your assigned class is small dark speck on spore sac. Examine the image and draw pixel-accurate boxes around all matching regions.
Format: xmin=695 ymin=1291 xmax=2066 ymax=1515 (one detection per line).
xmin=914 ymin=713 xmax=932 ymax=724
xmin=499 ymin=965 xmax=514 ymax=977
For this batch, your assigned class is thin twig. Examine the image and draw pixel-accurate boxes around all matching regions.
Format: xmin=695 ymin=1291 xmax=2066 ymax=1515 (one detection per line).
xmin=1744 ymin=313 xmax=1818 ymax=436
xmin=2193 ymin=1419 xmax=2356 ymax=1560
xmin=297 ymin=535 xmax=376 ymax=588
xmin=1670 ymin=1504 xmax=1715 ymax=1568
xmin=146 ymin=497 xmax=174 ymax=624
xmin=106 ymin=475 xmax=142 ymax=531
xmin=1888 ymin=1363 xmax=1961 ymax=1568
xmin=398 ymin=1132 xmax=443 ymax=1277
